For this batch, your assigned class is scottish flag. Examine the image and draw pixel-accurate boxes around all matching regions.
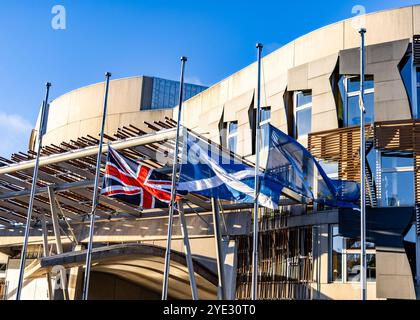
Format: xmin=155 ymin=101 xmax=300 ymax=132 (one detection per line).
xmin=178 ymin=131 xmax=281 ymax=209
xmin=262 ymin=124 xmax=359 ymax=207
xmin=178 ymin=126 xmax=358 ymax=210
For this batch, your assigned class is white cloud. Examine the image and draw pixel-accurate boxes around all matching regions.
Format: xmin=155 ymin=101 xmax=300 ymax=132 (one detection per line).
xmin=0 ymin=112 xmax=33 ymax=158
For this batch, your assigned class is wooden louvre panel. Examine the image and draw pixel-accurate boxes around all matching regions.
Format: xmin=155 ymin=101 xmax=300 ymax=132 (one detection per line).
xmin=308 ymin=125 xmax=373 ymax=181
xmin=310 ymin=120 xmax=420 ymax=214
xmin=413 ymin=35 xmax=420 ymax=65
xmin=235 ymin=225 xmax=313 ymax=300
xmin=374 ymin=120 xmax=414 ymax=151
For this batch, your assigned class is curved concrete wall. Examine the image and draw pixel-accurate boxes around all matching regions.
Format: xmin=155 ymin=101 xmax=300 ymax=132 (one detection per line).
xmin=34 ymin=76 xmax=172 ymax=147
xmin=177 ymin=5 xmax=420 ymax=153
xmin=35 ymin=5 xmax=420 ymax=152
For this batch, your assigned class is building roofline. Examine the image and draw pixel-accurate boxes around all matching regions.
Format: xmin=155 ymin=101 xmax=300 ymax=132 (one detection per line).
xmin=182 ymin=4 xmax=420 ymax=103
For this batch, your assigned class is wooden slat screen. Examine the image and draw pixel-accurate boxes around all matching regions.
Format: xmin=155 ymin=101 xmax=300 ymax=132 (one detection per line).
xmin=308 ymin=125 xmax=373 ymax=181
xmin=235 ymin=224 xmax=313 ymax=300
xmin=310 ymin=120 xmax=420 ymax=235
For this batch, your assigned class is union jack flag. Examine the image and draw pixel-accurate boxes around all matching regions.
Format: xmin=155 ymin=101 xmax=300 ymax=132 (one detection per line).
xmin=101 ymin=147 xmax=181 ymax=209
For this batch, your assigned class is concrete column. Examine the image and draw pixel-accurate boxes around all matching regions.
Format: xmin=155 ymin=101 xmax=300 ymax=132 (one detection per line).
xmin=47 ymin=186 xmax=69 ymax=300
xmin=40 ymin=213 xmax=53 ymax=299
xmin=67 ymin=244 xmax=84 ymax=300
xmin=221 ymin=239 xmax=237 ymax=300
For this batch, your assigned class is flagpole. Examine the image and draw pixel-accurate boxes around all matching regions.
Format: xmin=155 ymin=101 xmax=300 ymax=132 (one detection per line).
xmin=16 ymin=82 xmax=51 ymax=300
xmin=251 ymin=43 xmax=263 ymax=300
xmin=162 ymin=56 xmax=187 ymax=300
xmin=81 ymin=72 xmax=112 ymax=300
xmin=359 ymin=28 xmax=367 ymax=301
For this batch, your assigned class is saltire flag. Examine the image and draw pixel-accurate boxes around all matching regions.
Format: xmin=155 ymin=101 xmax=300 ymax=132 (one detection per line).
xmin=262 ymin=124 xmax=359 ymax=208
xmin=101 ymin=147 xmax=182 ymax=209
xmin=177 ymin=131 xmax=282 ymax=209
xmin=177 ymin=126 xmax=359 ymax=209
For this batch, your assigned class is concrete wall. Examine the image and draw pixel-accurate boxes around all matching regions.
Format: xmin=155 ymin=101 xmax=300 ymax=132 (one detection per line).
xmin=32 ymin=76 xmax=173 ymax=148
xmin=5 ymin=259 xmax=50 ymax=300
xmin=30 ymin=6 xmax=420 ymax=153
xmin=178 ymin=5 xmax=419 ymax=152
xmin=340 ymin=39 xmax=411 ymax=121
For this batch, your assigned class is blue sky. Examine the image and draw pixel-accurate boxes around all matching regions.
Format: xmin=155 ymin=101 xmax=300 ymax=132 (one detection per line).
xmin=0 ymin=0 xmax=418 ymax=157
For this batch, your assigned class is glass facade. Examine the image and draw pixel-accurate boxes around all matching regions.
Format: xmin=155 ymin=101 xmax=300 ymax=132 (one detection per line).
xmin=340 ymin=76 xmax=374 ymax=127
xmin=295 ymin=91 xmax=312 ymax=138
xmin=331 ymin=225 xmax=343 ymax=281
xmin=227 ymin=121 xmax=238 ymax=153
xmin=260 ymin=107 xmax=271 ymax=148
xmin=144 ymin=77 xmax=207 ymax=110
xmin=330 ymin=225 xmax=376 ymax=283
xmin=380 ymin=154 xmax=414 ymax=207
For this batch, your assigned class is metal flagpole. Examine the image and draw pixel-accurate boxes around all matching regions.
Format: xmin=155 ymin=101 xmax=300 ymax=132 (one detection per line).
xmin=359 ymin=28 xmax=367 ymax=301
xmin=81 ymin=72 xmax=112 ymax=300
xmin=162 ymin=56 xmax=187 ymax=300
xmin=40 ymin=213 xmax=53 ymax=299
xmin=177 ymin=200 xmax=198 ymax=300
xmin=211 ymin=197 xmax=226 ymax=300
xmin=16 ymin=82 xmax=51 ymax=300
xmin=251 ymin=43 xmax=263 ymax=300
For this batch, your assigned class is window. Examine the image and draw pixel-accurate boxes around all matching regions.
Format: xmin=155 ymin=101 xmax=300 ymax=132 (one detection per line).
xmin=260 ymin=107 xmax=271 ymax=148
xmin=329 ymin=225 xmax=376 ymax=283
xmin=144 ymin=77 xmax=207 ymax=110
xmin=404 ymin=223 xmax=417 ymax=243
xmin=340 ymin=76 xmax=374 ymax=127
xmin=294 ymin=91 xmax=312 ymax=138
xmin=227 ymin=121 xmax=238 ymax=153
xmin=318 ymin=160 xmax=338 ymax=179
xmin=380 ymin=153 xmax=414 ymax=207
xmin=260 ymin=107 xmax=271 ymax=125
xmin=331 ymin=225 xmax=343 ymax=281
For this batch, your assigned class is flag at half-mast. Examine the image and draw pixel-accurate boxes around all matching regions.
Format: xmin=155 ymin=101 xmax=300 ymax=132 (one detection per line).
xmin=101 ymin=147 xmax=182 ymax=209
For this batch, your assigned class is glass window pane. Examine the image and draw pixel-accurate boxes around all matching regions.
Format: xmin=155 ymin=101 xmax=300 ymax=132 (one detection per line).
xmin=347 ymin=93 xmax=374 ymax=126
xmin=347 ymin=76 xmax=374 ymax=92
xmin=260 ymin=108 xmax=271 ymax=122
xmin=346 ymin=253 xmax=360 ymax=282
xmin=367 ymin=254 xmax=376 ymax=282
xmin=318 ymin=160 xmax=338 ymax=178
xmin=296 ymin=107 xmax=311 ymax=137
xmin=404 ymin=224 xmax=416 ymax=243
xmin=148 ymin=77 xmax=207 ymax=110
xmin=297 ymin=91 xmax=312 ymax=107
xmin=364 ymin=93 xmax=374 ymax=123
xmin=382 ymin=171 xmax=414 ymax=207
xmin=346 ymin=239 xmax=375 ymax=249
xmin=229 ymin=121 xmax=238 ymax=134
xmin=228 ymin=136 xmax=237 ymax=153
xmin=332 ymin=250 xmax=342 ymax=282
xmin=347 ymin=95 xmax=360 ymax=125
xmin=346 ymin=253 xmax=376 ymax=282
xmin=331 ymin=226 xmax=343 ymax=282
xmin=382 ymin=155 xmax=413 ymax=168
xmin=347 ymin=78 xmax=359 ymax=92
